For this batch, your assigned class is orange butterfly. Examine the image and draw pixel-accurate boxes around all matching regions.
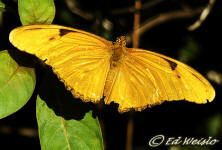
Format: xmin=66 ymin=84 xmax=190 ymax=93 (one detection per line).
xmin=9 ymin=24 xmax=215 ymax=112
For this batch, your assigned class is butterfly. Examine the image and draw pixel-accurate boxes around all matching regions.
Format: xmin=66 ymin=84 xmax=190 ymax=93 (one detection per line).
xmin=9 ymin=24 xmax=215 ymax=112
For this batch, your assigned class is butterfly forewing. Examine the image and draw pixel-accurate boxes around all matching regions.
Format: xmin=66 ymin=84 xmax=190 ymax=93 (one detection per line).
xmin=9 ymin=25 xmax=112 ymax=102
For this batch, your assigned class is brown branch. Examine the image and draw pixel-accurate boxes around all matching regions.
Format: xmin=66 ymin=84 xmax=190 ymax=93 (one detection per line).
xmin=111 ymin=0 xmax=163 ymax=15
xmin=138 ymin=7 xmax=203 ymax=35
xmin=0 ymin=125 xmax=38 ymax=137
xmin=126 ymin=6 xmax=204 ymax=44
xmin=133 ymin=0 xmax=141 ymax=48
xmin=125 ymin=112 xmax=134 ymax=150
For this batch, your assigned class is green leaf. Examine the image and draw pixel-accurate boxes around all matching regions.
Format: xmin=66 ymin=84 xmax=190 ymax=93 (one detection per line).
xmin=0 ymin=50 xmax=36 ymax=119
xmin=18 ymin=0 xmax=55 ymax=25
xmin=36 ymin=68 xmax=104 ymax=150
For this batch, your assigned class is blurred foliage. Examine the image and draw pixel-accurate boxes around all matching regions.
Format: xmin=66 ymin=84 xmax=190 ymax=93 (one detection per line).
xmin=206 ymin=113 xmax=221 ymax=136
xmin=0 ymin=0 xmax=5 ymax=9
xmin=0 ymin=0 xmax=4 ymax=26
xmin=178 ymin=37 xmax=201 ymax=63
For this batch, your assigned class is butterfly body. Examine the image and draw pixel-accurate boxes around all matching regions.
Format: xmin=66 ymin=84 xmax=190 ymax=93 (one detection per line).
xmin=9 ymin=24 xmax=215 ymax=112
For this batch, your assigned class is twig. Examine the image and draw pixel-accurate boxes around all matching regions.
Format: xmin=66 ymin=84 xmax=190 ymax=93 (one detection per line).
xmin=111 ymin=0 xmax=163 ymax=15
xmin=137 ymin=7 xmax=203 ymax=35
xmin=126 ymin=112 xmax=135 ymax=150
xmin=126 ymin=6 xmax=204 ymax=44
xmin=188 ymin=0 xmax=215 ymax=31
xmin=133 ymin=0 xmax=141 ymax=48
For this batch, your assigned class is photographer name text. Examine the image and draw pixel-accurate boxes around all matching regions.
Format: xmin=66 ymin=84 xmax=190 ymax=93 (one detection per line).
xmin=148 ymin=134 xmax=219 ymax=147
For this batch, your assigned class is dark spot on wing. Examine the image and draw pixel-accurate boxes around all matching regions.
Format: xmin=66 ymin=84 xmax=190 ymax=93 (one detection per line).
xmin=43 ymin=59 xmax=47 ymax=62
xmin=177 ymin=75 xmax=181 ymax=78
xmin=59 ymin=29 xmax=76 ymax=36
xmin=49 ymin=37 xmax=55 ymax=40
xmin=162 ymin=58 xmax=177 ymax=70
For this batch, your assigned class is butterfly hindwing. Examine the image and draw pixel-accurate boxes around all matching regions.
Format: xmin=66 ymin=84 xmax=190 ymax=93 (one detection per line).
xmin=9 ymin=25 xmax=112 ymax=102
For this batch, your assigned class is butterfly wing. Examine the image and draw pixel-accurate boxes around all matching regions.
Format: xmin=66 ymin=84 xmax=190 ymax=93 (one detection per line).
xmin=9 ymin=24 xmax=112 ymax=102
xmin=105 ymin=48 xmax=215 ymax=112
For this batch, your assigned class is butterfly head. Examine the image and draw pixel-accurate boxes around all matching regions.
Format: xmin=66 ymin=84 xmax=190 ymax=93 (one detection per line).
xmin=115 ymin=36 xmax=126 ymax=48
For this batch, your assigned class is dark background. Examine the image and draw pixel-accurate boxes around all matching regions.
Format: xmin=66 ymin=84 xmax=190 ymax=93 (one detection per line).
xmin=0 ymin=0 xmax=221 ymax=150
